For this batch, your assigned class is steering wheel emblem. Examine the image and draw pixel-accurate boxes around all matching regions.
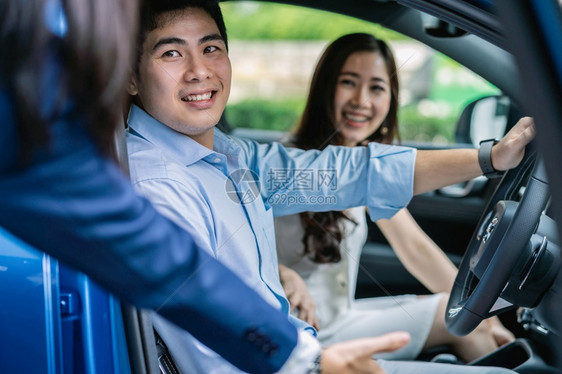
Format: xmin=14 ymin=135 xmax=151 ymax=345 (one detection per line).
xmin=447 ymin=305 xmax=463 ymax=318
xmin=482 ymin=217 xmax=499 ymax=243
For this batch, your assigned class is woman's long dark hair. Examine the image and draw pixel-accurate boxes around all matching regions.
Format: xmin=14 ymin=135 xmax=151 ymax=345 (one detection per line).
xmin=1 ymin=0 xmax=138 ymax=161
xmin=294 ymin=33 xmax=401 ymax=263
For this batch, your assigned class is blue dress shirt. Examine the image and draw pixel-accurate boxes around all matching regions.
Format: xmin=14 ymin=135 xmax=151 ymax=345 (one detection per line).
xmin=126 ymin=104 xmax=416 ymax=373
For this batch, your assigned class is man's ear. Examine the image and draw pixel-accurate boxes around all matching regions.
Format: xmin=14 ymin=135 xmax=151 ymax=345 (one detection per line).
xmin=127 ymin=75 xmax=139 ymax=96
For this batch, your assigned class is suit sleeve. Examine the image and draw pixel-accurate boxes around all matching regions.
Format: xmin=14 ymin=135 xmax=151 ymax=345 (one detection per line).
xmin=0 ymin=140 xmax=297 ymax=374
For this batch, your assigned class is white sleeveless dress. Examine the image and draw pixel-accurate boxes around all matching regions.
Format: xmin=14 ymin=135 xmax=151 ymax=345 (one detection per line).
xmin=274 ymin=206 xmax=442 ymax=360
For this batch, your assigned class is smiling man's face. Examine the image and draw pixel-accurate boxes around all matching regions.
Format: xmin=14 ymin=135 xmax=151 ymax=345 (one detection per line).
xmin=129 ymin=7 xmax=231 ymax=148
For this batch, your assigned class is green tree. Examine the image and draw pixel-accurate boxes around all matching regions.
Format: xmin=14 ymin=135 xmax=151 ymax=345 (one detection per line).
xmin=221 ymin=2 xmax=405 ymax=41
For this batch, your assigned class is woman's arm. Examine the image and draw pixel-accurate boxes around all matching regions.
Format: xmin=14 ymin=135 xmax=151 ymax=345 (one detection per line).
xmin=279 ymin=264 xmax=320 ymax=330
xmin=376 ymin=208 xmax=457 ymax=293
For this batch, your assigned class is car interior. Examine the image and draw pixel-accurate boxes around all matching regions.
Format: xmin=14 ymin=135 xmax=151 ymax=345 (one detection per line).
xmin=0 ymin=0 xmax=560 ymax=373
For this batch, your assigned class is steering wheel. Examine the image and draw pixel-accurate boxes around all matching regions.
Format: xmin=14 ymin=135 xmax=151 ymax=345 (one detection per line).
xmin=445 ymin=144 xmax=549 ymax=336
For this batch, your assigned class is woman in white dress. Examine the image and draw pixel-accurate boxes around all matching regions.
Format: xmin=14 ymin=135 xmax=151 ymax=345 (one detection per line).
xmin=274 ymin=33 xmax=514 ymax=362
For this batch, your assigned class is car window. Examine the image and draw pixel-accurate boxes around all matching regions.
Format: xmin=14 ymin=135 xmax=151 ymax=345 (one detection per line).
xmin=222 ymin=1 xmax=501 ymax=145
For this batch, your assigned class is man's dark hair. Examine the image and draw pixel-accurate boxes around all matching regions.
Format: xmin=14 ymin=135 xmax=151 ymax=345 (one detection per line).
xmin=136 ymin=0 xmax=228 ymax=71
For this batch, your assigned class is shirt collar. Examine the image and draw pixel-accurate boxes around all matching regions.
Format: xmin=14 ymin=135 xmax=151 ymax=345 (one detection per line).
xmin=128 ymin=104 xmax=219 ymax=166
xmin=213 ymin=126 xmax=242 ymax=158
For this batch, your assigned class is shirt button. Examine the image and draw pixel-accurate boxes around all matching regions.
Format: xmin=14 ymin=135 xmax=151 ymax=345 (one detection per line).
xmin=244 ymin=328 xmax=258 ymax=342
xmin=336 ymin=273 xmax=347 ymax=288
xmin=213 ymin=157 xmax=221 ymax=163
xmin=268 ymin=344 xmax=279 ymax=356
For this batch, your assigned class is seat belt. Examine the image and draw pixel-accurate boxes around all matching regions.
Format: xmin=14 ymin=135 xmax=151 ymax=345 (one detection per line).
xmin=154 ymin=329 xmax=180 ymax=374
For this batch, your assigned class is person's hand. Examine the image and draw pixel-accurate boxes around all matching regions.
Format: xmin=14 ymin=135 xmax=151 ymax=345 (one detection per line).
xmin=492 ymin=116 xmax=535 ymax=171
xmin=278 ymin=264 xmax=319 ymax=330
xmin=321 ymin=331 xmax=411 ymax=374
xmin=486 ymin=316 xmax=515 ymax=347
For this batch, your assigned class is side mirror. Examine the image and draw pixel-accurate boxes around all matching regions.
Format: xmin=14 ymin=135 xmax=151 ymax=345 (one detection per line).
xmin=455 ymin=95 xmax=523 ymax=147
xmin=439 ymin=95 xmax=523 ymax=198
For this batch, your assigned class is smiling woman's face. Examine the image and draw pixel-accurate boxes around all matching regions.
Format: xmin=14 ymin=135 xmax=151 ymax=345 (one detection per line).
xmin=333 ymin=51 xmax=391 ymax=146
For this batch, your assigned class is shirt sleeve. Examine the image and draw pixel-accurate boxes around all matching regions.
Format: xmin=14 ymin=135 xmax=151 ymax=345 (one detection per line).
xmin=276 ymin=330 xmax=322 ymax=374
xmin=234 ymin=137 xmax=416 ymax=221
xmin=0 ymin=140 xmax=298 ymax=374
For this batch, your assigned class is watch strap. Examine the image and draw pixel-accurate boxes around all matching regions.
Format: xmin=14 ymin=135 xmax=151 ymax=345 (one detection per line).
xmin=478 ymin=138 xmax=503 ymax=178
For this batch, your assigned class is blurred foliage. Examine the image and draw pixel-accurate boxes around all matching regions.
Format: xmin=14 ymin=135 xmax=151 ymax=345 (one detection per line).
xmin=225 ymin=99 xmax=305 ymax=131
xmin=226 ymin=99 xmax=458 ymax=144
xmin=429 ymin=54 xmax=499 ymax=114
xmin=398 ymin=105 xmax=457 ymax=144
xmin=221 ymin=2 xmax=406 ymax=41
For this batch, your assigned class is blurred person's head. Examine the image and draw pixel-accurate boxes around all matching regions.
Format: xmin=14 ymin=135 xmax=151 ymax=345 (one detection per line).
xmin=0 ymin=0 xmax=138 ymax=159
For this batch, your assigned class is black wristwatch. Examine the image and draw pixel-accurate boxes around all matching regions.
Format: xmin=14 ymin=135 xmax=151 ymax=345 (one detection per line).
xmin=307 ymin=354 xmax=322 ymax=374
xmin=478 ymin=138 xmax=504 ymax=179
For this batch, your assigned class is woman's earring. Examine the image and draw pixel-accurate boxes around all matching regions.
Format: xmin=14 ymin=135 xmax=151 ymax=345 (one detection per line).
xmin=380 ymin=126 xmax=388 ymax=136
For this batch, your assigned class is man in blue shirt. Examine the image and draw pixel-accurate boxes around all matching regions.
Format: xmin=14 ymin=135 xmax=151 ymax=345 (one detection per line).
xmin=126 ymin=1 xmax=533 ymax=373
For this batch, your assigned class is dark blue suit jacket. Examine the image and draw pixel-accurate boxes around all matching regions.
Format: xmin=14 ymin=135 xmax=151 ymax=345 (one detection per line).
xmin=0 ymin=65 xmax=297 ymax=373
